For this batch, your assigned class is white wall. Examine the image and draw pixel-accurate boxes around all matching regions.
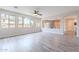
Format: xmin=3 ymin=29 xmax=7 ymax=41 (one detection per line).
xmin=0 ymin=28 xmax=41 ymax=38
xmin=0 ymin=9 xmax=41 ymax=38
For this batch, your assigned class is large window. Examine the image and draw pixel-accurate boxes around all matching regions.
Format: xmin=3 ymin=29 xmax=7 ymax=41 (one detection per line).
xmin=9 ymin=15 xmax=15 ymax=28
xmin=30 ymin=20 xmax=34 ymax=27
xmin=35 ymin=20 xmax=41 ymax=28
xmin=0 ymin=13 xmax=9 ymax=28
xmin=24 ymin=18 xmax=31 ymax=28
xmin=18 ymin=16 xmax=23 ymax=28
xmin=42 ymin=20 xmax=52 ymax=28
xmin=0 ymin=12 xmax=41 ymax=29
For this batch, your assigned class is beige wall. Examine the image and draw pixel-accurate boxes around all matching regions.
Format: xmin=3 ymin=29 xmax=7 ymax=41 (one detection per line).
xmin=53 ymin=20 xmax=60 ymax=29
xmin=65 ymin=19 xmax=75 ymax=32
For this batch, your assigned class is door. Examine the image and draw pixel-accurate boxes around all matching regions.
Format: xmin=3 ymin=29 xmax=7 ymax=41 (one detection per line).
xmin=65 ymin=18 xmax=76 ymax=35
xmin=66 ymin=19 xmax=75 ymax=32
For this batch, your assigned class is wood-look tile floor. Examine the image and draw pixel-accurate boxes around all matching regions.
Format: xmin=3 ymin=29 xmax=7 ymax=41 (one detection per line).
xmin=0 ymin=32 xmax=79 ymax=52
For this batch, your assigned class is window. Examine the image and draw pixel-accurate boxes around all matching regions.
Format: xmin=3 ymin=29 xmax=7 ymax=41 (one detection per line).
xmin=9 ymin=15 xmax=15 ymax=28
xmin=0 ymin=12 xmax=41 ymax=29
xmin=18 ymin=17 xmax=23 ymax=28
xmin=36 ymin=20 xmax=41 ymax=28
xmin=0 ymin=13 xmax=9 ymax=28
xmin=42 ymin=20 xmax=52 ymax=28
xmin=30 ymin=20 xmax=34 ymax=27
xmin=24 ymin=18 xmax=31 ymax=28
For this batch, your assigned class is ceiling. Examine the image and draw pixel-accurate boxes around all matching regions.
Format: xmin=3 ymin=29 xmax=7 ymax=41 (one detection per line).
xmin=0 ymin=6 xmax=79 ymax=19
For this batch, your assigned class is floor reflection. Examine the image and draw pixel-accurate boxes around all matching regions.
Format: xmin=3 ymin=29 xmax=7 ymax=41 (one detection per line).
xmin=0 ymin=32 xmax=79 ymax=52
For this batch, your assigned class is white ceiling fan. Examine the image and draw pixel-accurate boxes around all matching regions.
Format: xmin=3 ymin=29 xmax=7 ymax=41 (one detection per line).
xmin=33 ymin=10 xmax=42 ymax=16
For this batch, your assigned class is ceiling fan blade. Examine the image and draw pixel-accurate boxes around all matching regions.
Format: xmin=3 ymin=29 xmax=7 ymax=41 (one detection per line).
xmin=38 ymin=14 xmax=42 ymax=16
xmin=34 ymin=10 xmax=37 ymax=14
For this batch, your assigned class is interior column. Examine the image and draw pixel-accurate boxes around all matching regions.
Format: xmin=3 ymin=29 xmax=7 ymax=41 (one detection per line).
xmin=77 ymin=16 xmax=79 ymax=37
xmin=60 ymin=17 xmax=65 ymax=34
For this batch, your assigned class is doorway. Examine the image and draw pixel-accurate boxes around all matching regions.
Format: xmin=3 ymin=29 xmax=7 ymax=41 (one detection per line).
xmin=65 ymin=16 xmax=77 ymax=35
